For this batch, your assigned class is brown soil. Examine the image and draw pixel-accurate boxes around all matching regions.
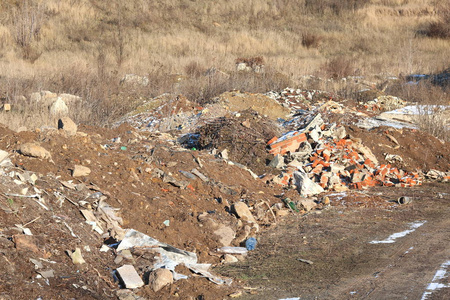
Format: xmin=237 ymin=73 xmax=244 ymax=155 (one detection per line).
xmin=217 ymin=183 xmax=450 ymax=299
xmin=346 ymin=125 xmax=450 ymax=172
xmin=0 ymin=94 xmax=448 ymax=300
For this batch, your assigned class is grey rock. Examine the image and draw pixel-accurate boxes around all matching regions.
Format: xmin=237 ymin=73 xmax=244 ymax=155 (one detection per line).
xmin=268 ymin=154 xmax=285 ymax=169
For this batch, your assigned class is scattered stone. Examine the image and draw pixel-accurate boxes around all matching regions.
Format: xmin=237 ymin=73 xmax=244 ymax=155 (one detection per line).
xmin=13 ymin=235 xmax=39 ymax=253
xmin=229 ymin=291 xmax=243 ymax=298
xmin=68 ymin=248 xmax=86 ymax=264
xmin=120 ymin=74 xmax=149 ymax=87
xmin=149 ymin=268 xmax=173 ymax=292
xmin=223 ymin=254 xmax=239 ymax=263
xmin=3 ymin=103 xmax=11 ymax=111
xmin=72 ymin=165 xmax=91 ymax=177
xmin=268 ymin=154 xmax=285 ymax=169
xmin=220 ymin=149 xmax=229 ymax=160
xmin=232 ymin=202 xmax=257 ymax=223
xmin=58 ymin=117 xmax=77 ymax=136
xmin=38 ymin=269 xmax=55 ymax=278
xmin=19 ymin=143 xmax=52 ymax=160
xmin=117 ymin=264 xmax=145 ymax=289
xmin=299 ymin=199 xmax=317 ymax=212
xmin=214 ymin=225 xmax=236 ymax=247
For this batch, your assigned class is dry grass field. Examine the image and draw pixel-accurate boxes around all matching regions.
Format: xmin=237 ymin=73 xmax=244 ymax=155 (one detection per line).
xmin=0 ymin=0 xmax=448 ymax=129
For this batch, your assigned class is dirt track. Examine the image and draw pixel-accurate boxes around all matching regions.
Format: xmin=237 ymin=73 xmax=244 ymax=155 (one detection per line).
xmin=218 ymin=183 xmax=450 ymax=299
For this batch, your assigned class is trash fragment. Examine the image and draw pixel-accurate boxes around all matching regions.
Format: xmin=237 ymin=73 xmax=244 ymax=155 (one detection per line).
xmin=397 ymin=196 xmax=412 ymax=205
xmin=245 ymin=237 xmax=257 ymax=251
xmin=283 ymin=198 xmax=299 ymax=212
xmin=38 ymin=269 xmax=55 ymax=279
xmin=216 ymin=247 xmax=248 ymax=255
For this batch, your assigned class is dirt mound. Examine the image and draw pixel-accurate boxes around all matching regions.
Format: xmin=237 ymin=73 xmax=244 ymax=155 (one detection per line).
xmin=346 ymin=125 xmax=450 ymax=173
xmin=197 ymin=109 xmax=282 ymax=175
xmin=0 ymin=121 xmax=288 ymax=299
xmin=215 ymin=91 xmax=291 ymax=121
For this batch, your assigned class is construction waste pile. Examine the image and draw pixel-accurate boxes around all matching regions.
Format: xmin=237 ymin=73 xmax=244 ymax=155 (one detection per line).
xmin=0 ymin=84 xmax=448 ymax=299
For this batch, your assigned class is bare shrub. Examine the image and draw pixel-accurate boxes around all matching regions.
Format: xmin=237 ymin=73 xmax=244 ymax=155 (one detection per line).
xmin=423 ymin=6 xmax=450 ymax=39
xmin=11 ymin=0 xmax=46 ymax=61
xmin=185 ymin=61 xmax=207 ymax=78
xmin=305 ymin=0 xmax=370 ymax=15
xmin=302 ymin=32 xmax=323 ymax=49
xmin=387 ymin=79 xmax=448 ymax=105
xmin=235 ymin=56 xmax=264 ymax=69
xmin=323 ymin=57 xmax=356 ymax=79
xmin=415 ymin=106 xmax=449 ymax=142
xmin=180 ymin=67 xmax=291 ymax=106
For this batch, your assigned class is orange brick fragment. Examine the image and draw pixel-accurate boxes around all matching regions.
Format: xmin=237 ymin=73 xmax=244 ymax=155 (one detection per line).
xmin=267 ymin=136 xmax=278 ymax=145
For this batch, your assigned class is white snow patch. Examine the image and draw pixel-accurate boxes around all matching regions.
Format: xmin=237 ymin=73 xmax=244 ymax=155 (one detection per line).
xmin=370 ymin=221 xmax=426 ymax=244
xmin=421 ymin=260 xmax=450 ymax=300
xmin=384 ymin=105 xmax=448 ymax=116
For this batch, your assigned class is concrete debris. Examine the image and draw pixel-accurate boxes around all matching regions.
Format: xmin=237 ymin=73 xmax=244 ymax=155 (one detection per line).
xmin=50 ymin=97 xmax=69 ymax=117
xmin=116 ymin=264 xmax=145 ymax=289
xmin=267 ymin=114 xmax=421 ymax=191
xmin=72 ymin=165 xmax=91 ymax=177
xmin=294 ymin=170 xmax=324 ymax=196
xmin=222 ymin=254 xmax=239 ymax=263
xmin=214 ymin=225 xmax=236 ymax=247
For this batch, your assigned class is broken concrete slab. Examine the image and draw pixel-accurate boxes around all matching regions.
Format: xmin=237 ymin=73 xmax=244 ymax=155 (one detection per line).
xmin=117 ymin=264 xmax=144 ymax=289
xmin=294 ymin=170 xmax=324 ymax=197
xmin=72 ymin=165 xmax=91 ymax=177
xmin=299 ymin=199 xmax=317 ymax=212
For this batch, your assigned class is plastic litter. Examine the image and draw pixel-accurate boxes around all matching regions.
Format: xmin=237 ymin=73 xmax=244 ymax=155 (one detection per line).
xmin=245 ymin=237 xmax=257 ymax=251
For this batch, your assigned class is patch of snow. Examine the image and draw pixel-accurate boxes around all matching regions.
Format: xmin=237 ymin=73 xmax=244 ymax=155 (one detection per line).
xmin=369 ymin=221 xmax=426 ymax=244
xmin=404 ymin=246 xmax=414 ymax=254
xmin=421 ymin=260 xmax=450 ymax=300
xmin=384 ymin=105 xmax=448 ymax=116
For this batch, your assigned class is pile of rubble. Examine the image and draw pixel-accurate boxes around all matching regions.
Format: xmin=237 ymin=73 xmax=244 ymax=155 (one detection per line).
xmin=264 ymin=113 xmax=423 ymax=196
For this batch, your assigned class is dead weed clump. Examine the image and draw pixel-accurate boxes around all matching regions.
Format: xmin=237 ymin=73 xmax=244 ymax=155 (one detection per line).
xmin=414 ymin=106 xmax=449 ymax=142
xmin=423 ymin=6 xmax=450 ymax=39
xmin=302 ymin=32 xmax=323 ymax=49
xmin=323 ymin=57 xmax=356 ymax=79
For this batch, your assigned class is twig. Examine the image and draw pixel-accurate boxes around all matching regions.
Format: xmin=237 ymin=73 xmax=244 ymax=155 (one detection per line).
xmin=23 ymin=216 xmax=41 ymax=227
